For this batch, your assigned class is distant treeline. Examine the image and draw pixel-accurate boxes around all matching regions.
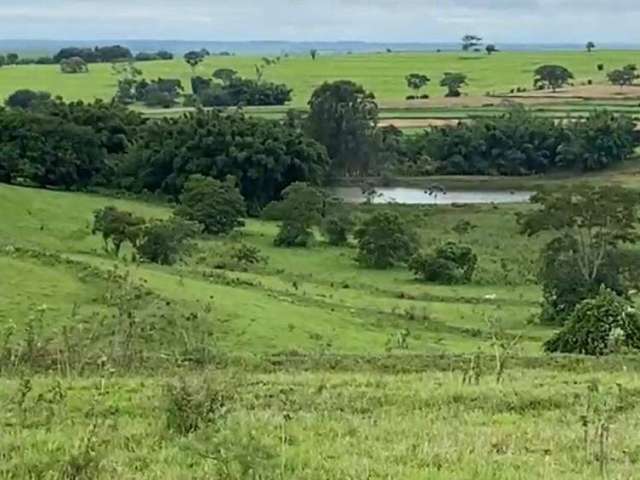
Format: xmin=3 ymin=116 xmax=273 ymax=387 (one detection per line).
xmin=0 ymin=45 xmax=176 ymax=67
xmin=53 ymin=45 xmax=174 ymax=63
xmin=380 ymin=108 xmax=637 ymax=176
xmin=114 ymin=69 xmax=292 ymax=109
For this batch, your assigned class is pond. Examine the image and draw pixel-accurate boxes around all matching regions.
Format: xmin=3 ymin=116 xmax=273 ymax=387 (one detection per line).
xmin=332 ymin=187 xmax=533 ymax=205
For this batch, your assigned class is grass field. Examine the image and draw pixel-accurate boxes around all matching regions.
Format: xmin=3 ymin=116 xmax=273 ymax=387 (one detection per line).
xmin=3 ymin=179 xmax=640 ymax=477
xmin=3 ymin=50 xmax=640 ymax=108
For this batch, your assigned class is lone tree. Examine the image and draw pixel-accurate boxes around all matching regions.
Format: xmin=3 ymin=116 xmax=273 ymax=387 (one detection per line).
xmin=405 ymin=73 xmax=430 ymax=98
xmin=518 ymin=184 xmax=640 ymax=323
xmin=212 ymin=68 xmax=238 ymax=84
xmin=354 ymin=211 xmax=418 ymax=269
xmin=175 ymin=175 xmax=246 ymax=235
xmin=184 ymin=50 xmax=204 ymax=73
xmin=60 ymin=57 xmax=89 ymax=74
xmin=533 ymin=65 xmax=574 ymax=92
xmin=485 ymin=44 xmax=498 ymax=55
xmin=461 ymin=35 xmax=483 ymax=52
xmin=270 ymin=182 xmax=325 ymax=247
xmin=440 ymin=72 xmax=468 ymax=97
xmin=586 ymin=41 xmax=596 ymax=53
xmin=92 ymin=206 xmax=145 ymax=256
xmin=607 ymin=65 xmax=639 ymax=88
xmin=306 ymin=80 xmax=378 ymax=175
xmin=310 ymin=49 xmax=318 ymax=61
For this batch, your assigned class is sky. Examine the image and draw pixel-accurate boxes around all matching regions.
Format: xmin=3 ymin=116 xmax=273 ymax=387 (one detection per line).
xmin=1 ymin=0 xmax=640 ymax=44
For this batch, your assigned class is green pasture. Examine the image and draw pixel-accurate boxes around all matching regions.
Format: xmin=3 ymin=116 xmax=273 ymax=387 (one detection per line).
xmin=3 ymin=368 xmax=640 ymax=479
xmin=0 ymin=184 xmax=546 ymax=355
xmin=2 ymin=50 xmax=640 ymax=107
xmin=3 ymin=179 xmax=640 ymax=477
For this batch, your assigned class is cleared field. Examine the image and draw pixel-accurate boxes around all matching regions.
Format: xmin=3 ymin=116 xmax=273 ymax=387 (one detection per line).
xmin=2 ymin=50 xmax=640 ymax=107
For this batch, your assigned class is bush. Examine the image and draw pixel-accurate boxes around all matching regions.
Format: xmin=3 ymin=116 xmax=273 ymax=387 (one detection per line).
xmin=354 ymin=211 xmax=418 ymax=269
xmin=92 ymin=206 xmax=145 ymax=256
xmin=136 ymin=218 xmax=201 ymax=265
xmin=5 ymin=89 xmax=51 ymax=109
xmin=60 ymin=57 xmax=88 ymax=74
xmin=270 ymin=183 xmax=325 ymax=248
xmin=175 ymin=175 xmax=246 ymax=235
xmin=544 ymin=288 xmax=640 ymax=356
xmin=228 ymin=243 xmax=267 ymax=266
xmin=322 ymin=213 xmax=353 ymax=246
xmin=274 ymin=222 xmax=315 ymax=247
xmin=164 ymin=379 xmax=226 ymax=435
xmin=195 ymin=77 xmax=292 ymax=107
xmin=409 ymin=242 xmax=477 ymax=284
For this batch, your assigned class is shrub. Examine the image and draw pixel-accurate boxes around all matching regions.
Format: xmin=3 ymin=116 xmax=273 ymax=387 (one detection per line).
xmin=322 ymin=213 xmax=354 ymax=246
xmin=544 ymin=288 xmax=640 ymax=356
xmin=175 ymin=175 xmax=246 ymax=235
xmin=136 ymin=218 xmax=201 ymax=265
xmin=409 ymin=242 xmax=477 ymax=284
xmin=5 ymin=89 xmax=51 ymax=109
xmin=228 ymin=243 xmax=267 ymax=266
xmin=354 ymin=211 xmax=418 ymax=269
xmin=60 ymin=57 xmax=89 ymax=74
xmin=274 ymin=222 xmax=315 ymax=248
xmin=164 ymin=379 xmax=227 ymax=436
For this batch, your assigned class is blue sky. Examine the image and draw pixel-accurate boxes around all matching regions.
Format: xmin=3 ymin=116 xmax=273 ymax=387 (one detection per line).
xmin=1 ymin=0 xmax=639 ymax=43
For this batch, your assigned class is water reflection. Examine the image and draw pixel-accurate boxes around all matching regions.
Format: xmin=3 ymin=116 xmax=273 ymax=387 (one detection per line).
xmin=332 ymin=187 xmax=533 ymax=205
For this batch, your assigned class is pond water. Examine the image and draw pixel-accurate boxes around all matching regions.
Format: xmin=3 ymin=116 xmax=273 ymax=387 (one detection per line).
xmin=332 ymin=187 xmax=533 ymax=205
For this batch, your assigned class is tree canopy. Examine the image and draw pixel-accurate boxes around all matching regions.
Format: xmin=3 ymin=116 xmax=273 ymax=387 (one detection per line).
xmin=462 ymin=35 xmax=483 ymax=51
xmin=533 ymin=65 xmax=574 ymax=92
xmin=354 ymin=211 xmax=418 ymax=269
xmin=184 ymin=51 xmax=205 ymax=72
xmin=175 ymin=175 xmax=246 ymax=235
xmin=119 ymin=110 xmax=329 ymax=210
xmin=440 ymin=72 xmax=467 ymax=97
xmin=405 ymin=73 xmax=430 ymax=96
xmin=485 ymin=44 xmax=498 ymax=55
xmin=306 ymin=80 xmax=378 ymax=175
xmin=518 ymin=184 xmax=640 ymax=323
xmin=607 ymin=64 xmax=638 ymax=88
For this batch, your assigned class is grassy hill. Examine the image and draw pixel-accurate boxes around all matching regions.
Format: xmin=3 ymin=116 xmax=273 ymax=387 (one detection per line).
xmin=3 ymin=184 xmax=640 ymax=478
xmin=0 ymin=184 xmax=545 ymax=355
xmin=2 ymin=50 xmax=640 ymax=107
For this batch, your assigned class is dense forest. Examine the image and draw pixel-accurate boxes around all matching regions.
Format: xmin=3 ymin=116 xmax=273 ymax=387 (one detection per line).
xmin=0 ymin=80 xmax=637 ymax=201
